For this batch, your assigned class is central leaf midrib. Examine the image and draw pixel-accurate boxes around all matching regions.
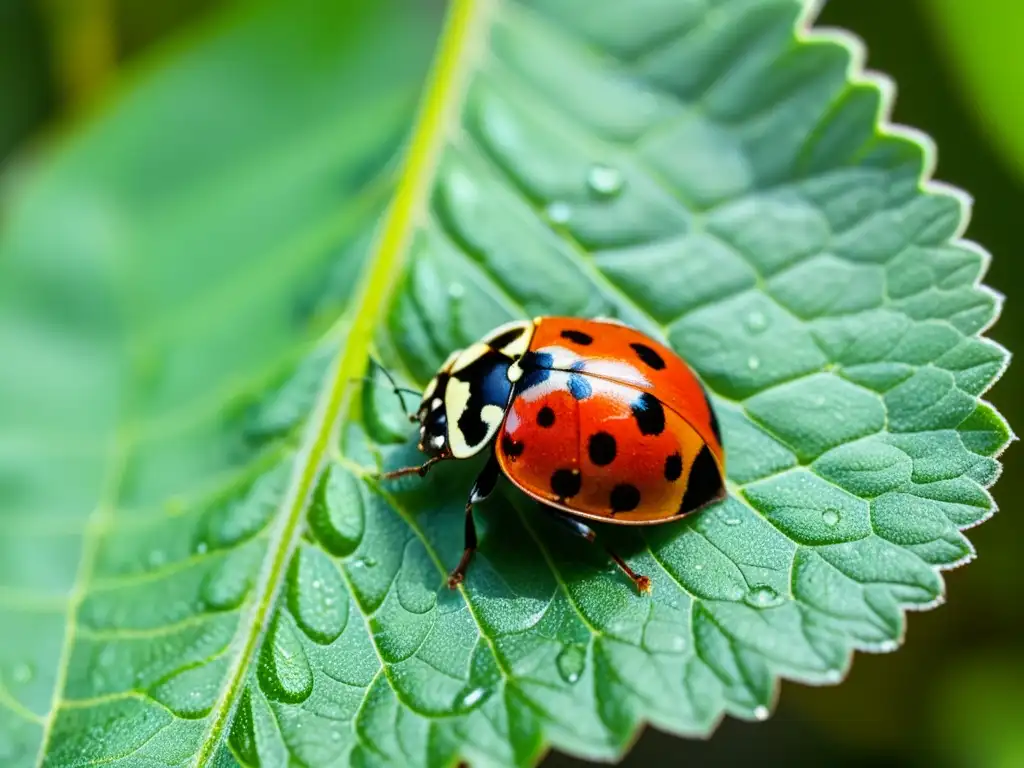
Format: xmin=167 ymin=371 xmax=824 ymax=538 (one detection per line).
xmin=191 ymin=1 xmax=498 ymax=764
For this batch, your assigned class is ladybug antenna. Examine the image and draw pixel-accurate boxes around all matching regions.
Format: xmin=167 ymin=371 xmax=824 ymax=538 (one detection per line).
xmin=366 ymin=357 xmax=419 ymax=418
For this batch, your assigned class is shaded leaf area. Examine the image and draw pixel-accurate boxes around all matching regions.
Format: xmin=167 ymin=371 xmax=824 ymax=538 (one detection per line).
xmin=0 ymin=1 xmax=1010 ymax=767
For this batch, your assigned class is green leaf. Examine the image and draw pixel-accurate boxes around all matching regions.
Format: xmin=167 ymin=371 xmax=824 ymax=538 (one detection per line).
xmin=0 ymin=1 xmax=1011 ymax=767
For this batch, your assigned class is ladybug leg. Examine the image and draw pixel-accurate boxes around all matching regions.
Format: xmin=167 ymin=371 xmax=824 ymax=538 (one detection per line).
xmin=548 ymin=511 xmax=652 ymax=595
xmin=378 ymin=454 xmax=448 ymax=480
xmin=447 ymin=454 xmax=500 ymax=590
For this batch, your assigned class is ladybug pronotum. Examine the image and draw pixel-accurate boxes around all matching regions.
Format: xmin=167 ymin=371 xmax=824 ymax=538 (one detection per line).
xmin=380 ymin=317 xmax=726 ymax=593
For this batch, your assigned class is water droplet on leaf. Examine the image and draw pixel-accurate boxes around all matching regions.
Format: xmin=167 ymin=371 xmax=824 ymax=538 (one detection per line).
xmin=754 ymin=705 xmax=770 ymax=721
xmin=11 ymin=663 xmax=33 ymax=684
xmin=545 ymin=201 xmax=571 ymax=224
xmin=448 ymin=282 xmax=464 ymax=299
xmin=745 ymin=586 xmax=784 ymax=608
xmin=147 ymin=549 xmax=166 ymax=568
xmin=556 ymin=645 xmax=586 ymax=684
xmin=460 ymin=687 xmax=486 ymax=709
xmin=747 ymin=355 xmax=760 ymax=370
xmin=822 ymin=509 xmax=840 ymax=526
xmin=586 ymin=164 xmax=624 ymax=198
xmin=745 ymin=311 xmax=768 ymax=333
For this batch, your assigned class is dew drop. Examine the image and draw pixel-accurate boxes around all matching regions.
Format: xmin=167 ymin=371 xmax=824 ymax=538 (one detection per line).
xmin=545 ymin=201 xmax=572 ymax=225
xmin=745 ymin=586 xmax=784 ymax=609
xmin=10 ymin=662 xmax=33 ymax=684
xmin=747 ymin=355 xmax=761 ymax=370
xmin=147 ymin=549 xmax=166 ymax=568
xmin=448 ymin=283 xmax=465 ymax=300
xmin=458 ymin=686 xmax=487 ymax=709
xmin=878 ymin=639 xmax=898 ymax=653
xmin=586 ymin=163 xmax=624 ymax=199
xmin=258 ymin=616 xmax=314 ymax=704
xmin=694 ymin=563 xmax=704 ymax=571
xmin=555 ymin=645 xmax=586 ymax=685
xmin=823 ymin=669 xmax=842 ymax=683
xmin=745 ymin=311 xmax=768 ymax=333
xmin=351 ymin=555 xmax=377 ymax=569
xmin=194 ymin=542 xmax=208 ymax=555
xmin=821 ymin=509 xmax=840 ymax=526
xmin=723 ymin=516 xmax=741 ymax=527
xmin=754 ymin=705 xmax=770 ymax=721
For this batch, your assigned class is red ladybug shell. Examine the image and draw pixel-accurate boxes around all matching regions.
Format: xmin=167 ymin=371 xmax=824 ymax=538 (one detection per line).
xmin=496 ymin=317 xmax=725 ymax=524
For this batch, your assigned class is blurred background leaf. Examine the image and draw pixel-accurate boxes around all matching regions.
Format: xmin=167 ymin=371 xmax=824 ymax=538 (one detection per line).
xmin=0 ymin=0 xmax=1020 ymax=766
xmin=923 ymin=0 xmax=1024 ymax=185
xmin=0 ymin=1 xmax=55 ymax=164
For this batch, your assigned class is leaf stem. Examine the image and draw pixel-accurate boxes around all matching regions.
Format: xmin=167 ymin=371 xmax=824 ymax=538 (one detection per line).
xmin=191 ymin=0 xmax=495 ymax=763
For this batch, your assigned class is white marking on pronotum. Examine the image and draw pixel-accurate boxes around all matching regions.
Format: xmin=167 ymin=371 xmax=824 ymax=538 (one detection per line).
xmin=421 ymin=376 xmax=439 ymax=403
xmin=445 ymin=378 xmax=506 ymax=458
xmin=452 ymin=342 xmax=491 ymax=373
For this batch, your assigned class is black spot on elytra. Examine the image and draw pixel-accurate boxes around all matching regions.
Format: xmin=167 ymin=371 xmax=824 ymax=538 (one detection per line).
xmin=679 ymin=446 xmax=723 ymax=515
xmin=588 ymin=432 xmax=616 ymax=466
xmin=550 ymin=469 xmax=581 ymax=499
xmin=610 ymin=483 xmax=641 ymax=513
xmin=631 ymin=393 xmax=665 ymax=436
xmin=487 ymin=326 xmax=525 ymax=352
xmin=700 ymin=382 xmax=722 ymax=445
xmin=630 ymin=342 xmax=665 ymax=371
xmin=664 ymin=453 xmax=683 ymax=482
xmin=501 ymin=434 xmax=524 ymax=460
xmin=537 ymin=406 xmax=556 ymax=428
xmin=560 ymin=329 xmax=593 ymax=345
xmin=567 ymin=373 xmax=592 ymax=400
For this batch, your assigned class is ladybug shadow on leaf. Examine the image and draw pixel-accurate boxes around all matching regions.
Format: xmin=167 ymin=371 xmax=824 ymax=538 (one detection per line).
xmin=377 ymin=435 xmax=666 ymax=599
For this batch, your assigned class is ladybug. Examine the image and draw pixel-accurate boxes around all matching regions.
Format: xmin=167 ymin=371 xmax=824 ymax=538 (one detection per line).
xmin=380 ymin=317 xmax=726 ymax=593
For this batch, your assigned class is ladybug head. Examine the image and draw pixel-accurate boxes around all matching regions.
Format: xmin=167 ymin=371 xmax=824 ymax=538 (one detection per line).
xmin=415 ymin=370 xmax=451 ymax=458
